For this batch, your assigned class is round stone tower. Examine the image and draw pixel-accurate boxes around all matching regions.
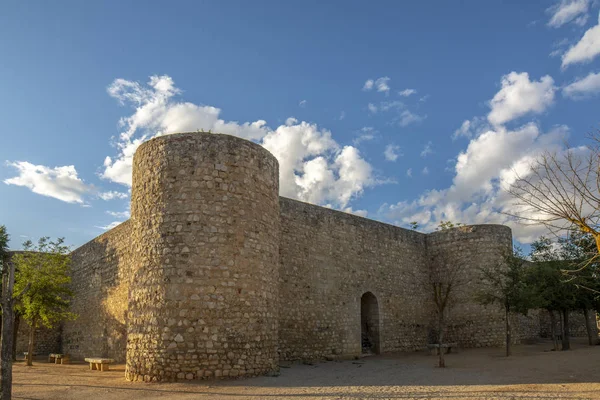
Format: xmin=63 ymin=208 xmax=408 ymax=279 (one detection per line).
xmin=126 ymin=132 xmax=280 ymax=382
xmin=426 ymin=224 xmax=513 ymax=348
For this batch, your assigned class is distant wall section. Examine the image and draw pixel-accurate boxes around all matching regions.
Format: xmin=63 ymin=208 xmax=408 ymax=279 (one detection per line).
xmin=425 ymin=225 xmax=513 ymax=348
xmin=62 ymin=219 xmax=132 ymax=362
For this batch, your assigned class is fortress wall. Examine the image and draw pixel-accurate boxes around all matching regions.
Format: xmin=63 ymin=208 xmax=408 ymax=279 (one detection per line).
xmin=278 ymin=197 xmax=431 ymax=361
xmin=126 ymin=133 xmax=280 ymax=382
xmin=16 ymin=323 xmax=61 ymax=355
xmin=425 ymin=225 xmax=513 ymax=348
xmin=62 ymin=219 xmax=132 ymax=362
xmin=539 ymin=310 xmax=598 ymax=338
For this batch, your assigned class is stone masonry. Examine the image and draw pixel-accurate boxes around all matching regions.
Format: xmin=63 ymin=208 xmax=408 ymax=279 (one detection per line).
xmin=53 ymin=132 xmax=597 ymax=382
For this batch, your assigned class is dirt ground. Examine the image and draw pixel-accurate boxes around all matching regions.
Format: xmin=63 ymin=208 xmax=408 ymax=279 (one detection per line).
xmin=11 ymin=339 xmax=600 ymax=400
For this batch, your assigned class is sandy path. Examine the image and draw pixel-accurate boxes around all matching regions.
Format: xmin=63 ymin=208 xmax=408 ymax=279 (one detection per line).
xmin=11 ymin=339 xmax=600 ymax=400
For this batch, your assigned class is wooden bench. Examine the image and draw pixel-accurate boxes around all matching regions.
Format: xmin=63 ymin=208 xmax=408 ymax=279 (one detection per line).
xmin=427 ymin=343 xmax=457 ymax=355
xmin=84 ymin=358 xmax=114 ymax=371
xmin=48 ymin=353 xmax=70 ymax=364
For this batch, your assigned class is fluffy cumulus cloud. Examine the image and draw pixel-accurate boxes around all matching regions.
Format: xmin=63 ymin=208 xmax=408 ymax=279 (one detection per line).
xmin=384 ymin=144 xmax=401 ymax=161
xmin=562 ymin=13 xmax=600 ymax=67
xmin=104 ymin=75 xmax=269 ymax=186
xmin=363 ymin=77 xmax=391 ymax=93
xmin=547 ymin=0 xmax=590 ymax=28
xmin=487 ymin=72 xmax=556 ymax=126
xmin=104 ymin=75 xmax=379 ymax=210
xmin=379 ymin=123 xmax=570 ymax=242
xmin=563 ymin=71 xmax=600 ymax=98
xmin=4 ymin=162 xmax=91 ymax=204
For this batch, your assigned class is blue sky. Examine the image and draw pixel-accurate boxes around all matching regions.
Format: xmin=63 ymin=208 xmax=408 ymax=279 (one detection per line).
xmin=2 ymin=0 xmax=600 ymax=249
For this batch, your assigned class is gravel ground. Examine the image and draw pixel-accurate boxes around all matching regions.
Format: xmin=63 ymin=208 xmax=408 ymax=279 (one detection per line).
xmin=11 ymin=339 xmax=600 ymax=400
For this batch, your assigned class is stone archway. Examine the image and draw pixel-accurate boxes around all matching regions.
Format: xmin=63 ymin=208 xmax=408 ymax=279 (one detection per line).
xmin=361 ymin=292 xmax=380 ymax=354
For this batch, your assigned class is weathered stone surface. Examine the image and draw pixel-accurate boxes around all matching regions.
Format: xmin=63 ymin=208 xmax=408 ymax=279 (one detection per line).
xmin=46 ymin=132 xmax=597 ymax=381
xmin=125 ymin=132 xmax=280 ymax=382
xmin=61 ymin=220 xmax=132 ymax=362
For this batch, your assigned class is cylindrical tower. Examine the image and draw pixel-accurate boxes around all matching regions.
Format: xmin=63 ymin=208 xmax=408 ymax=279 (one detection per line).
xmin=126 ymin=132 xmax=280 ymax=381
xmin=426 ymin=224 xmax=513 ymax=348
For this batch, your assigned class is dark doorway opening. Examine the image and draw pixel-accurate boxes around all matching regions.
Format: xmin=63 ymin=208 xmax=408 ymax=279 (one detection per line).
xmin=361 ymin=292 xmax=380 ymax=354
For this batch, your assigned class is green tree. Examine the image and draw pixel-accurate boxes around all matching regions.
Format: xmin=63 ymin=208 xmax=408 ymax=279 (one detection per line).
xmin=12 ymin=237 xmax=76 ymax=366
xmin=530 ymin=234 xmax=600 ymax=348
xmin=530 ymin=237 xmax=579 ymax=351
xmin=477 ymin=247 xmax=539 ymax=356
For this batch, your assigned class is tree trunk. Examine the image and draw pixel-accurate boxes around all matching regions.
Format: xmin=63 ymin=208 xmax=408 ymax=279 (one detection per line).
xmin=11 ymin=315 xmax=19 ymax=362
xmin=561 ymin=309 xmax=570 ymax=351
xmin=1 ymin=261 xmax=16 ymax=400
xmin=505 ymin=305 xmax=511 ymax=357
xmin=549 ymin=310 xmax=559 ymax=351
xmin=26 ymin=320 xmax=34 ymax=367
xmin=583 ymin=309 xmax=597 ymax=346
xmin=437 ymin=312 xmax=445 ymax=368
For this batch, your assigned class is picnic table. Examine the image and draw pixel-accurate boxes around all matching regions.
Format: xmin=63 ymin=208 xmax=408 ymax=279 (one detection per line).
xmin=48 ymin=353 xmax=70 ymax=364
xmin=427 ymin=343 xmax=457 ymax=355
xmin=84 ymin=357 xmax=114 ymax=371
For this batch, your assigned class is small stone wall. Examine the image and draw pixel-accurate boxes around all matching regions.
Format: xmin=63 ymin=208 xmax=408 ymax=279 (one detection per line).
xmin=16 ymin=322 xmax=61 ymax=356
xmin=61 ymin=219 xmax=132 ymax=362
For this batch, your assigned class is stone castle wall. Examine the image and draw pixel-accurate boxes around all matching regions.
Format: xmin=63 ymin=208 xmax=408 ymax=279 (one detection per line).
xmin=16 ymin=323 xmax=61 ymax=355
xmin=278 ymin=197 xmax=431 ymax=361
xmin=62 ymin=219 xmax=132 ymax=362
xmin=16 ymin=131 xmax=595 ymax=381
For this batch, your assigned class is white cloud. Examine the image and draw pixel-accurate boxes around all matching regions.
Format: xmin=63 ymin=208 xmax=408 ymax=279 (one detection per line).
xmin=95 ymin=221 xmax=123 ymax=231
xmin=422 ymin=167 xmax=429 ymax=175
xmin=487 ymin=72 xmax=555 ymax=126
xmin=384 ymin=144 xmax=402 ymax=161
xmin=263 ymin=123 xmax=379 ymax=208
xmin=563 ymin=71 xmax=600 ymax=98
xmin=398 ymin=110 xmax=426 ymax=127
xmin=103 ymin=75 xmax=270 ymax=186
xmin=299 ymin=100 xmax=307 ymax=107
xmin=547 ymin=0 xmax=590 ymax=28
xmin=104 ymin=75 xmax=383 ymax=210
xmin=106 ymin=210 xmax=130 ymax=218
xmin=367 ymin=103 xmax=378 ymax=114
xmin=398 ymin=88 xmax=417 ymax=97
xmin=379 ymin=123 xmax=569 ymax=242
xmin=363 ymin=77 xmax=391 ymax=93
xmin=339 ymin=111 xmax=345 ymax=120
xmin=452 ymin=117 xmax=487 ymax=140
xmin=353 ymin=127 xmax=377 ymax=145
xmin=4 ymin=162 xmax=91 ymax=204
xmin=406 ymin=168 xmax=413 ymax=178
xmin=420 ymin=141 xmax=433 ymax=157
xmin=99 ymin=190 xmax=129 ymax=201
xmin=562 ymin=13 xmax=600 ymax=67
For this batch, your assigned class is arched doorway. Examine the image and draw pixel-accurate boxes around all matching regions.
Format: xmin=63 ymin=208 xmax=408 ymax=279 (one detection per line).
xmin=361 ymin=292 xmax=380 ymax=354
